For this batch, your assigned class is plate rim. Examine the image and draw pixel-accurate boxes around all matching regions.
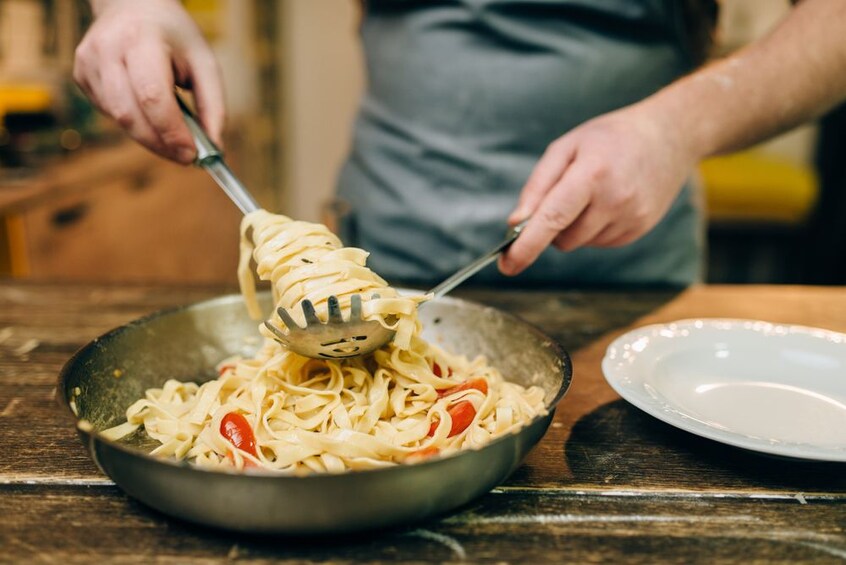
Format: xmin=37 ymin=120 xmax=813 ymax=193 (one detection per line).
xmin=601 ymin=317 xmax=846 ymax=462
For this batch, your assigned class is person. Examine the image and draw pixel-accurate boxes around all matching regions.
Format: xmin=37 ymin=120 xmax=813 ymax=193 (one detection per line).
xmin=73 ymin=0 xmax=846 ymax=287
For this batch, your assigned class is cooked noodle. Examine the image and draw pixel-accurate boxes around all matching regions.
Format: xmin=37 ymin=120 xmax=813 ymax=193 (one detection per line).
xmin=102 ymin=210 xmax=546 ymax=473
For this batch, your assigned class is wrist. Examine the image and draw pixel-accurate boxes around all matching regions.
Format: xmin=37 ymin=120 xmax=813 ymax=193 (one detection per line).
xmin=633 ymin=91 xmax=706 ymax=167
xmin=89 ymin=0 xmax=128 ymax=16
xmin=89 ymin=0 xmax=181 ymax=16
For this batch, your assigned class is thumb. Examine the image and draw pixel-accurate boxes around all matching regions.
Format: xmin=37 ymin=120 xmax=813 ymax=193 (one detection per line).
xmin=499 ymin=166 xmax=591 ymax=276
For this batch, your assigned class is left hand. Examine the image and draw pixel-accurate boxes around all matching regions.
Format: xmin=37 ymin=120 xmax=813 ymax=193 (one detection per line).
xmin=498 ymin=102 xmax=698 ymax=275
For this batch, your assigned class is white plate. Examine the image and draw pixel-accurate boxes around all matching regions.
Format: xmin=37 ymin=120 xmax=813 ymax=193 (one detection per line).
xmin=601 ymin=319 xmax=846 ymax=461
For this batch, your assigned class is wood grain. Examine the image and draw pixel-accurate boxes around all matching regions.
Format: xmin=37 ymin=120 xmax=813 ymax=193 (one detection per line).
xmin=2 ymin=282 xmax=846 ymax=563
xmin=2 ymin=485 xmax=844 ymax=564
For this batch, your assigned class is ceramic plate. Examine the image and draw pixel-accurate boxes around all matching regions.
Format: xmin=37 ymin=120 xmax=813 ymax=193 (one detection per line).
xmin=602 ymin=319 xmax=846 ymax=461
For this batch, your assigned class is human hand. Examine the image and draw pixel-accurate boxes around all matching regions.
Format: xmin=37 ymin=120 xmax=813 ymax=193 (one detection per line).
xmin=499 ymin=103 xmax=698 ymax=275
xmin=74 ymin=0 xmax=224 ymax=164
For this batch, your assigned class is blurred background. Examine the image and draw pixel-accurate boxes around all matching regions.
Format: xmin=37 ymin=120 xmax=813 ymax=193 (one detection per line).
xmin=0 ymin=0 xmax=842 ymax=286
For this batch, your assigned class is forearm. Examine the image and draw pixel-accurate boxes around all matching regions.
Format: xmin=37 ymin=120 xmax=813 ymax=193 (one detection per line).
xmin=642 ymin=0 xmax=846 ymax=160
xmin=88 ymin=0 xmax=115 ymax=14
xmin=88 ymin=0 xmax=182 ymax=16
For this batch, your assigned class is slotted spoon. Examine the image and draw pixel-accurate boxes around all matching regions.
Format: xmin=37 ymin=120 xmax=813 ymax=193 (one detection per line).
xmin=263 ymin=221 xmax=526 ymax=358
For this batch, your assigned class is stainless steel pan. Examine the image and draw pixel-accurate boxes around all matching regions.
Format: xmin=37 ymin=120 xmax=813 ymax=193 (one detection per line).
xmin=58 ymin=293 xmax=572 ymax=534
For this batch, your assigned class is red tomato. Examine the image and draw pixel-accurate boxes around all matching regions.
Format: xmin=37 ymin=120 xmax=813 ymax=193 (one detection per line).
xmin=225 ymin=450 xmax=257 ymax=468
xmin=218 ymin=363 xmax=236 ymax=376
xmin=437 ymin=378 xmax=488 ymax=399
xmin=428 ymin=401 xmax=476 ymax=438
xmin=220 ymin=412 xmax=258 ymax=458
xmin=432 ymin=363 xmax=453 ymax=378
xmin=406 ymin=446 xmax=440 ymax=463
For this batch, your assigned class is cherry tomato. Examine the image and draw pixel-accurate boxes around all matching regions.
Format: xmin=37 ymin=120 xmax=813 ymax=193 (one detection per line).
xmin=220 ymin=412 xmax=258 ymax=458
xmin=406 ymin=446 xmax=440 ymax=463
xmin=226 ymin=450 xmax=257 ymax=468
xmin=432 ymin=363 xmax=453 ymax=378
xmin=428 ymin=401 xmax=476 ymax=438
xmin=437 ymin=378 xmax=488 ymax=398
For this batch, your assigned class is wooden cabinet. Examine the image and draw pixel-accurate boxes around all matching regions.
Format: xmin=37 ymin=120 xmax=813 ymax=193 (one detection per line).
xmin=1 ymin=142 xmax=244 ymax=284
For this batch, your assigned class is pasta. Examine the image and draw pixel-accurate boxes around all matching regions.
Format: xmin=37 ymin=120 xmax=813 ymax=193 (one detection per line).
xmin=237 ymin=210 xmax=425 ymax=350
xmin=102 ymin=210 xmax=546 ymax=473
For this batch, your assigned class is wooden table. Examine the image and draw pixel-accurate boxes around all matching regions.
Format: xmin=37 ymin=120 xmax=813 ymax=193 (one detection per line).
xmin=2 ymin=282 xmax=845 ymax=563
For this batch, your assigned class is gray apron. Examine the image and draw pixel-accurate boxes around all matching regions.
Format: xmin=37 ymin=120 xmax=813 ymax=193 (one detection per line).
xmin=337 ymin=0 xmax=704 ymax=287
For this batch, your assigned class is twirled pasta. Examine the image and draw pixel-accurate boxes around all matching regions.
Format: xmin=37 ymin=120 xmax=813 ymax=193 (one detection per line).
xmin=238 ymin=210 xmax=425 ymax=349
xmin=102 ymin=211 xmax=546 ymax=473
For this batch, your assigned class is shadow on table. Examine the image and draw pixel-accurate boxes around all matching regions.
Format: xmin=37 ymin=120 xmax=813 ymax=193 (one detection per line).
xmin=123 ymin=493 xmax=475 ymax=561
xmin=564 ymin=399 xmax=846 ymax=492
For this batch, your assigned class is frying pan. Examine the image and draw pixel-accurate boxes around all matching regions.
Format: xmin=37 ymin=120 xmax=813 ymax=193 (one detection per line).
xmin=58 ymin=293 xmax=572 ymax=534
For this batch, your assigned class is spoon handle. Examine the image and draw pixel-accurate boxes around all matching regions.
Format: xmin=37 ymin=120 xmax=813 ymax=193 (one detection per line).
xmin=176 ymin=92 xmax=260 ymax=215
xmin=428 ymin=220 xmax=529 ymax=299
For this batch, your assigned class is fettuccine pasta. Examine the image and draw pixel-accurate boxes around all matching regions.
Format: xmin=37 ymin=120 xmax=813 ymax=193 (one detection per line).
xmin=102 ymin=211 xmax=546 ymax=473
xmin=238 ymin=210 xmax=425 ymax=349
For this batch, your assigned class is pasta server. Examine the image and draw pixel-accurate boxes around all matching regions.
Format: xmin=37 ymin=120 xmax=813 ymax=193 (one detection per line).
xmin=178 ymin=93 xmax=393 ymax=359
xmin=179 ymin=91 xmax=526 ymax=359
xmin=177 ymin=93 xmax=259 ymax=214
xmin=262 ymin=221 xmax=527 ymax=359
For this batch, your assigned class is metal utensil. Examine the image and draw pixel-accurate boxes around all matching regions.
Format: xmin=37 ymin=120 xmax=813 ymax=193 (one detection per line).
xmin=176 ymin=93 xmax=259 ymax=214
xmin=178 ymin=91 xmax=529 ymax=359
xmin=58 ymin=292 xmax=572 ymax=534
xmin=264 ymin=221 xmax=529 ymax=359
xmin=262 ymin=293 xmax=398 ymax=359
xmin=426 ymin=219 xmax=528 ymax=298
xmin=178 ymin=93 xmax=402 ymax=359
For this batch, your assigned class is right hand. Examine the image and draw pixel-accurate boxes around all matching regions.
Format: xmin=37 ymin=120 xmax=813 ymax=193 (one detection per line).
xmin=74 ymin=0 xmax=224 ymax=164
xmin=499 ymin=101 xmax=697 ymax=276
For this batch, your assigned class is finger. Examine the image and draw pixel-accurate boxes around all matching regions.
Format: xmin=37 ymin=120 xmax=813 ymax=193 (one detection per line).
xmin=74 ymin=77 xmax=99 ymax=112
xmin=589 ymin=223 xmax=626 ymax=247
xmin=73 ymin=53 xmax=101 ymax=108
xmin=599 ymin=229 xmax=640 ymax=248
xmin=124 ymin=41 xmax=196 ymax=164
xmin=508 ymin=137 xmax=577 ymax=224
xmin=186 ymin=51 xmax=226 ymax=148
xmin=550 ymin=203 xmax=610 ymax=251
xmin=587 ymin=223 xmax=621 ymax=247
xmin=98 ymin=61 xmax=169 ymax=156
xmin=499 ymin=167 xmax=592 ymax=276
xmin=82 ymin=63 xmax=163 ymax=156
